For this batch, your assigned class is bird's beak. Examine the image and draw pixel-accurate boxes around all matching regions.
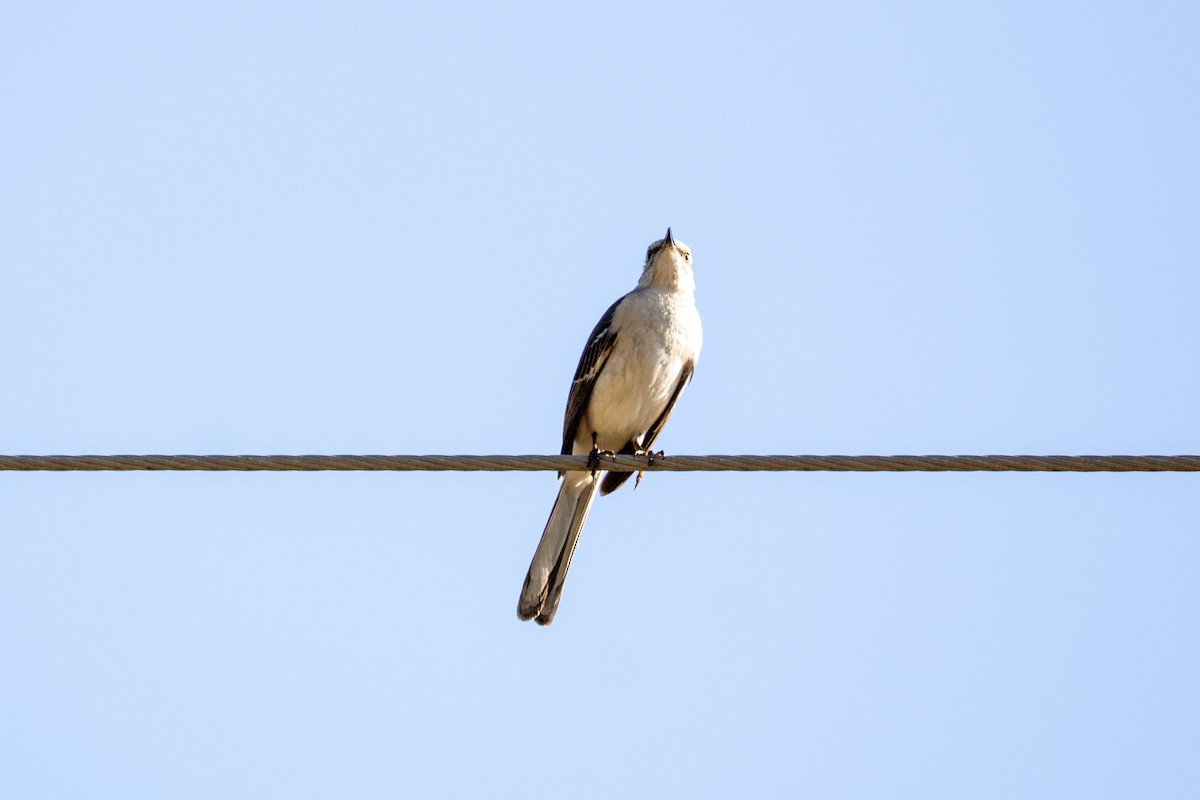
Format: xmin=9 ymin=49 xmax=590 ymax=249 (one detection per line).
xmin=664 ymin=227 xmax=675 ymax=247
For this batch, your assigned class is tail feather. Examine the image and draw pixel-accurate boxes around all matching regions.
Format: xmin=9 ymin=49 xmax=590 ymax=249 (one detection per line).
xmin=518 ymin=471 xmax=598 ymax=625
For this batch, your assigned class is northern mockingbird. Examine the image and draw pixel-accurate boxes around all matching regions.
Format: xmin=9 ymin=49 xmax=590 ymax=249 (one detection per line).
xmin=518 ymin=228 xmax=703 ymax=625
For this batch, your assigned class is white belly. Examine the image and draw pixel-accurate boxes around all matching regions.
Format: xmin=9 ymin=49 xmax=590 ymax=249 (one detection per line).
xmin=573 ymin=288 xmax=702 ymax=454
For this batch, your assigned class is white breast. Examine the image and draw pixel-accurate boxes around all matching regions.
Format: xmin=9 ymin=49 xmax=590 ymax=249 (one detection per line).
xmin=576 ymin=287 xmax=702 ymax=453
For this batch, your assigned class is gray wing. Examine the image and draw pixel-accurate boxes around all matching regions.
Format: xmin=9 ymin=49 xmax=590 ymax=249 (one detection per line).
xmin=561 ymin=295 xmax=625 ymax=455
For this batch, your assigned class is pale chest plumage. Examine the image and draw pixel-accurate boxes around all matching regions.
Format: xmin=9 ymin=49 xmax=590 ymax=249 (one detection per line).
xmin=578 ymin=286 xmax=702 ymax=452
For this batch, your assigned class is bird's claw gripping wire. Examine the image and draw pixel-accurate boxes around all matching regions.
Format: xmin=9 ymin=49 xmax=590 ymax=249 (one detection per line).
xmin=634 ymin=449 xmax=666 ymax=488
xmin=587 ymin=436 xmax=615 ymax=477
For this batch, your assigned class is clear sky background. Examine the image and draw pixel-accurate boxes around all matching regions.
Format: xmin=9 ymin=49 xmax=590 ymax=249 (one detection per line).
xmin=2 ymin=2 xmax=1198 ymax=797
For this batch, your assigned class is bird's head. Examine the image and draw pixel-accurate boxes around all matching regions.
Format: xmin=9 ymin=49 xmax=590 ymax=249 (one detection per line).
xmin=640 ymin=227 xmax=695 ymax=291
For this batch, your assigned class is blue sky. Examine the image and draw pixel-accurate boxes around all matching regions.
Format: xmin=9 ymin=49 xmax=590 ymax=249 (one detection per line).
xmin=2 ymin=2 xmax=1198 ymax=797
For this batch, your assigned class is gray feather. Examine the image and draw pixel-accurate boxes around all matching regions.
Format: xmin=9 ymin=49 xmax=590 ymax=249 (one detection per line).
xmin=517 ymin=471 xmax=598 ymax=625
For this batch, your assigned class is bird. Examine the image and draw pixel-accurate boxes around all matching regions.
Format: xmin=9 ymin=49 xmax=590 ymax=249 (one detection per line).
xmin=518 ymin=228 xmax=703 ymax=625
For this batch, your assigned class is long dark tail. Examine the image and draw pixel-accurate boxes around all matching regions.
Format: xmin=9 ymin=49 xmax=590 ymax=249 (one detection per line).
xmin=517 ymin=471 xmax=599 ymax=625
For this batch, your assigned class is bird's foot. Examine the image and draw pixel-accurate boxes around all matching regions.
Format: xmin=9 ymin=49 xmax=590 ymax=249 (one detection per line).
xmin=587 ymin=445 xmax=615 ymax=476
xmin=633 ymin=449 xmax=666 ymax=488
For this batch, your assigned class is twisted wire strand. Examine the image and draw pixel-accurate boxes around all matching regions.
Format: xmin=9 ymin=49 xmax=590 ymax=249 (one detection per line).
xmin=1 ymin=454 xmax=1198 ymax=472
